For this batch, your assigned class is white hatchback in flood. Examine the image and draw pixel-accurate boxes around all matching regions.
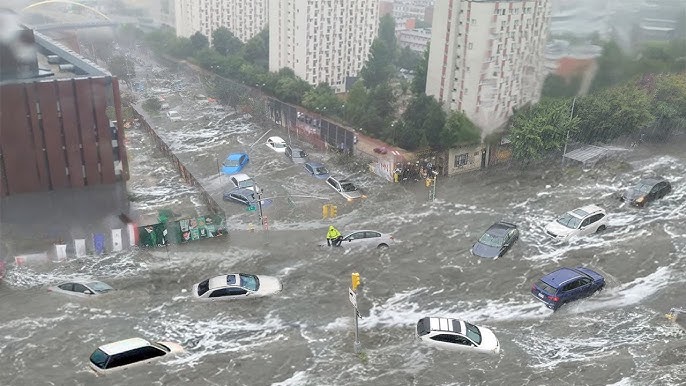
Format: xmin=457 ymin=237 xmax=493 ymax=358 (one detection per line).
xmin=48 ymin=280 xmax=114 ymax=298
xmin=89 ymin=338 xmax=183 ymax=374
xmin=192 ymin=273 xmax=282 ymax=301
xmin=266 ymin=136 xmax=287 ymax=153
xmin=229 ymin=173 xmax=256 ymax=192
xmin=544 ymin=204 xmax=608 ymax=242
xmin=416 ymin=317 xmax=500 ymax=355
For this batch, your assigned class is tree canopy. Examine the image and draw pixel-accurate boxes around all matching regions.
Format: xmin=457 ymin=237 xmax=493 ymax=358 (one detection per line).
xmin=302 ymin=83 xmax=343 ymax=114
xmin=359 ymin=39 xmax=395 ymax=89
xmin=212 ymin=27 xmax=243 ymax=56
xmin=397 ymin=95 xmax=446 ymax=150
xmin=509 ymin=98 xmax=580 ymax=161
xmin=189 ymin=31 xmax=209 ymax=52
xmin=441 ymin=112 xmax=482 ymax=149
xmin=243 ymin=28 xmax=269 ymax=69
xmin=411 ymin=47 xmax=430 ymax=95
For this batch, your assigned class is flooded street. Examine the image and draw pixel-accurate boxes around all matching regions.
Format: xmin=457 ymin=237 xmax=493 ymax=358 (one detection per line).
xmin=1 ymin=57 xmax=685 ymax=386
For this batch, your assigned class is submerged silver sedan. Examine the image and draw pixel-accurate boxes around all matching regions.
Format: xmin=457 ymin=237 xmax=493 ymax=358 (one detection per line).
xmin=48 ymin=280 xmax=115 ymax=298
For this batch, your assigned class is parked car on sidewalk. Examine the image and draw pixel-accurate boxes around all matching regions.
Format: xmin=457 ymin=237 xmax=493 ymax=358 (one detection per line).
xmin=304 ymin=162 xmax=330 ymax=179
xmin=416 ymin=317 xmax=500 ymax=355
xmin=166 ymin=110 xmax=181 ymax=122
xmin=326 ymin=176 xmax=363 ymax=201
xmin=285 ymin=146 xmax=308 ymax=163
xmin=222 ymin=188 xmax=271 ymax=207
xmin=89 ymin=338 xmax=183 ymax=374
xmin=620 ymin=177 xmax=671 ymax=207
xmin=530 ymin=266 xmax=605 ymax=310
xmin=229 ymin=173 xmax=257 ymax=192
xmin=266 ymin=136 xmax=287 ymax=153
xmin=220 ymin=153 xmax=249 ymax=175
xmin=192 ymin=273 xmax=282 ymax=301
xmin=544 ymin=204 xmax=607 ymax=242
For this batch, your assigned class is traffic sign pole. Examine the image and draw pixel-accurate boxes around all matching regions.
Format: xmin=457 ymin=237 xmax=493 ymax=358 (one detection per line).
xmin=350 ymin=272 xmax=361 ymax=353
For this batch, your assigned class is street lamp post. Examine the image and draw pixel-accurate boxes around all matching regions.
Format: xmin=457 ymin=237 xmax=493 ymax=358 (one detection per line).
xmin=561 ymin=96 xmax=577 ymax=167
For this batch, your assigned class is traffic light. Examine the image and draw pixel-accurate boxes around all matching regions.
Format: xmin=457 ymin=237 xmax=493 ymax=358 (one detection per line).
xmin=322 ymin=204 xmax=329 ymax=219
xmin=330 ymin=205 xmax=337 ymax=217
xmin=351 ymin=272 xmax=361 ymax=291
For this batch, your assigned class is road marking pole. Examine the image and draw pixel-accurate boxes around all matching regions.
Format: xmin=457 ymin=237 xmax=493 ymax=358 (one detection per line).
xmin=351 ymin=272 xmax=361 ymax=353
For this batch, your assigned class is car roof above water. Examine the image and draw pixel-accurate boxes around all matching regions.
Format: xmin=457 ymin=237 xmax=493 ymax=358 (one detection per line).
xmin=99 ymin=338 xmax=151 ymax=355
xmin=570 ymin=204 xmax=604 ymax=218
xmin=541 ymin=267 xmax=587 ymax=288
xmin=421 ymin=317 xmax=462 ymax=334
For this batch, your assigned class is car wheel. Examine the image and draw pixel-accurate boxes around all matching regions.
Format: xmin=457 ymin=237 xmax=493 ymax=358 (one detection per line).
xmin=596 ymin=225 xmax=606 ymax=233
xmin=377 ymin=244 xmax=389 ymax=250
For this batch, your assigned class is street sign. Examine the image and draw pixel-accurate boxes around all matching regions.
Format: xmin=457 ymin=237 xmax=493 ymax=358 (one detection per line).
xmin=247 ymin=205 xmax=256 ymax=211
xmin=348 ymin=287 xmax=357 ymax=308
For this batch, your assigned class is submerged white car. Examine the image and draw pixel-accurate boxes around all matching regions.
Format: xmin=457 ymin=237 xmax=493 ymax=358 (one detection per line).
xmin=48 ymin=280 xmax=114 ymax=298
xmin=416 ymin=317 xmax=500 ymax=355
xmin=325 ymin=176 xmax=363 ymax=201
xmin=266 ymin=136 xmax=287 ymax=153
xmin=89 ymin=338 xmax=183 ymax=374
xmin=192 ymin=273 xmax=282 ymax=300
xmin=229 ymin=173 xmax=257 ymax=192
xmin=544 ymin=204 xmax=608 ymax=242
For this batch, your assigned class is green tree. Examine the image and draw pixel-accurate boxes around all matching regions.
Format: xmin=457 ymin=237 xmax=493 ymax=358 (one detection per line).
xmin=441 ymin=112 xmax=481 ymax=149
xmin=344 ymin=80 xmax=373 ymax=128
xmin=243 ymin=28 xmax=269 ymax=69
xmin=108 ymin=54 xmax=136 ymax=86
xmin=189 ymin=31 xmax=209 ymax=52
xmin=592 ymin=41 xmax=630 ymax=92
xmin=379 ymin=14 xmax=397 ymax=58
xmin=396 ymin=46 xmax=422 ymax=71
xmin=302 ymin=83 xmax=342 ymax=114
xmin=169 ymin=37 xmax=194 ymax=58
xmin=647 ymin=73 xmax=686 ymax=139
xmin=411 ymin=46 xmax=429 ymax=95
xmin=509 ymin=98 xmax=580 ymax=161
xmin=541 ymin=74 xmax=582 ymax=98
xmin=212 ymin=27 xmax=243 ymax=56
xmin=369 ymin=83 xmax=395 ymax=127
xmin=359 ymin=39 xmax=394 ymax=89
xmin=399 ymin=95 xmax=446 ymax=150
xmin=575 ymin=85 xmax=653 ymax=143
xmin=274 ymin=76 xmax=311 ymax=104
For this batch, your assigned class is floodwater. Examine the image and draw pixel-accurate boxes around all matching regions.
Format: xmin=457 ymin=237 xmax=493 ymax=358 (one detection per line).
xmin=1 ymin=51 xmax=685 ymax=386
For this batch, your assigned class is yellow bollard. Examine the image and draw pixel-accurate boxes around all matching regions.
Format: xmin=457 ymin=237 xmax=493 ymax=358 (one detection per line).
xmin=425 ymin=177 xmax=431 ymax=188
xmin=248 ymin=223 xmax=255 ymax=232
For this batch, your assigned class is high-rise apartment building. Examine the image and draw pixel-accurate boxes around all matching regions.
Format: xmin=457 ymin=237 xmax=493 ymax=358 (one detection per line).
xmin=175 ymin=0 xmax=268 ymax=43
xmin=269 ymin=0 xmax=379 ymax=93
xmin=426 ymin=0 xmax=551 ymax=131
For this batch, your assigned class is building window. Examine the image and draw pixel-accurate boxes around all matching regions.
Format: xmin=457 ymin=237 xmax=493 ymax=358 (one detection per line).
xmin=454 ymin=153 xmax=469 ymax=167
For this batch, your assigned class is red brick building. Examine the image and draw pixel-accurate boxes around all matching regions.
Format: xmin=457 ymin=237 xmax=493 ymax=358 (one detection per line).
xmin=0 ymin=28 xmax=129 ymax=196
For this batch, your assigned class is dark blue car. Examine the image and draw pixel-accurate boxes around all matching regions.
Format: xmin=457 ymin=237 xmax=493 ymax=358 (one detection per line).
xmin=470 ymin=221 xmax=519 ymax=259
xmin=531 ymin=267 xmax=605 ymax=310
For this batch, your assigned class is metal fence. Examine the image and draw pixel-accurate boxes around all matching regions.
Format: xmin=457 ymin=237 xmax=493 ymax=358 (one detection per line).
xmin=133 ymin=108 xmax=226 ymax=219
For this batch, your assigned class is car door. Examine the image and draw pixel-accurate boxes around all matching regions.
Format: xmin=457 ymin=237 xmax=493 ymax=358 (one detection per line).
xmin=344 ymin=232 xmax=366 ymax=247
xmin=657 ymin=182 xmax=670 ymax=198
xmin=58 ymin=282 xmax=74 ymax=295
xmin=364 ymin=231 xmax=382 ymax=247
xmin=73 ymin=283 xmax=92 ymax=297
xmin=503 ymin=230 xmax=517 ymax=254
xmin=579 ymin=217 xmax=593 ymax=236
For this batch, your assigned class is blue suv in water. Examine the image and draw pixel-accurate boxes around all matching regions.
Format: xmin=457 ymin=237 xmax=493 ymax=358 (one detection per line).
xmin=531 ymin=267 xmax=605 ymax=310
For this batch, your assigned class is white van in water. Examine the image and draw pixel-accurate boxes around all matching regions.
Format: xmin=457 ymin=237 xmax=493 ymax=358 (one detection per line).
xmin=166 ymin=110 xmax=181 ymax=122
xmin=89 ymin=338 xmax=183 ymax=374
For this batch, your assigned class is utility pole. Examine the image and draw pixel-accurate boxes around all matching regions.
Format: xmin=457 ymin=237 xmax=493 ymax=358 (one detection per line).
xmin=561 ymin=96 xmax=577 ymax=167
xmin=349 ymin=272 xmax=361 ymax=353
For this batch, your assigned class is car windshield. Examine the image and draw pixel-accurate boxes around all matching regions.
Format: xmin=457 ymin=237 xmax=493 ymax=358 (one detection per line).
xmin=315 ymin=166 xmax=329 ymax=175
xmin=87 ymin=282 xmax=114 ymax=293
xmin=239 ymin=179 xmax=254 ymax=188
xmin=556 ymin=213 xmax=582 ymax=229
xmin=341 ymin=182 xmax=357 ymax=192
xmin=273 ymin=142 xmax=286 ymax=148
xmin=478 ymin=232 xmax=506 ymax=248
xmin=239 ymin=274 xmax=260 ymax=291
xmin=223 ymin=159 xmax=240 ymax=167
xmin=464 ymin=322 xmax=482 ymax=345
xmin=89 ymin=349 xmax=109 ymax=369
xmin=633 ymin=183 xmax=653 ymax=194
xmin=197 ymin=279 xmax=210 ymax=296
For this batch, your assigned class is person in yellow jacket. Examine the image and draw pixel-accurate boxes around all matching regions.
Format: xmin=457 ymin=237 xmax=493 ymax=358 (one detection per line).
xmin=326 ymin=225 xmax=342 ymax=246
